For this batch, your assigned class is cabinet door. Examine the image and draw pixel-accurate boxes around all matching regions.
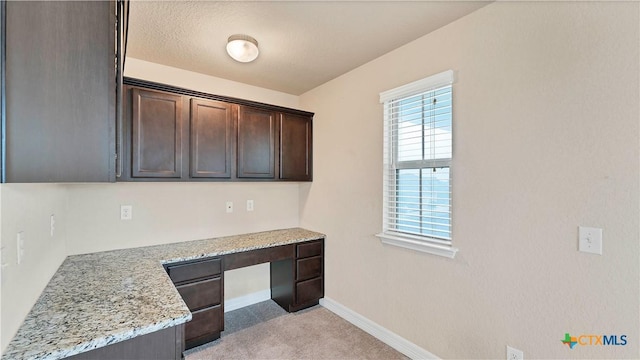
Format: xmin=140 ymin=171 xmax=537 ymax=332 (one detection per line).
xmin=190 ymin=99 xmax=234 ymax=178
xmin=237 ymin=106 xmax=275 ymax=178
xmin=131 ymin=88 xmax=183 ymax=178
xmin=4 ymin=1 xmax=116 ymax=182
xmin=279 ymin=113 xmax=312 ymax=181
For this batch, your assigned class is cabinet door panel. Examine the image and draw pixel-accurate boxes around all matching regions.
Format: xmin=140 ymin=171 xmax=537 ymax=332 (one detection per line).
xmin=131 ymin=89 xmax=182 ymax=178
xmin=237 ymin=106 xmax=275 ymax=178
xmin=190 ymin=99 xmax=234 ymax=178
xmin=279 ymin=113 xmax=312 ymax=181
xmin=4 ymin=1 xmax=115 ymax=182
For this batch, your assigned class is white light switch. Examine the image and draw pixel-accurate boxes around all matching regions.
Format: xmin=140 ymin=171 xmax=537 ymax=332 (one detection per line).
xmin=579 ymin=226 xmax=602 ymax=255
xmin=247 ymin=200 xmax=254 ymax=212
xmin=226 ymin=201 xmax=233 ymax=213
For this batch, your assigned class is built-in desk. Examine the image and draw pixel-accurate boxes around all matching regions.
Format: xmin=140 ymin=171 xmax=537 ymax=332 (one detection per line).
xmin=164 ymin=238 xmax=325 ymax=350
xmin=1 ymin=228 xmax=325 ymax=360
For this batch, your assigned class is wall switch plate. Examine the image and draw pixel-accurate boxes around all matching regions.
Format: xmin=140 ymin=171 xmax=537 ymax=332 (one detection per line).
xmin=579 ymin=226 xmax=602 ymax=255
xmin=246 ymin=200 xmax=254 ymax=212
xmin=50 ymin=214 xmax=56 ymax=237
xmin=226 ymin=201 xmax=233 ymax=213
xmin=16 ymin=232 xmax=25 ymax=265
xmin=506 ymin=346 xmax=524 ymax=360
xmin=120 ymin=205 xmax=133 ymax=220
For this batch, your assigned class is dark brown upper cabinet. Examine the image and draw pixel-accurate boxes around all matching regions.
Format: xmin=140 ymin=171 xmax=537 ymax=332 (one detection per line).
xmin=120 ymin=78 xmax=313 ymax=182
xmin=131 ymin=88 xmax=183 ymax=178
xmin=237 ymin=106 xmax=276 ymax=179
xmin=2 ymin=1 xmax=119 ymax=182
xmin=279 ymin=113 xmax=312 ymax=181
xmin=190 ymin=99 xmax=235 ymax=178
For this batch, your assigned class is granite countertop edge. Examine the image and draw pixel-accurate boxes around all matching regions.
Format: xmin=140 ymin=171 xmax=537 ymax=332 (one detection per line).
xmin=2 ymin=227 xmax=325 ymax=360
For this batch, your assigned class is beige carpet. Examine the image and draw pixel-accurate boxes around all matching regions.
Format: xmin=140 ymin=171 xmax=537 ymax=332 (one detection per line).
xmin=184 ymin=300 xmax=408 ymax=359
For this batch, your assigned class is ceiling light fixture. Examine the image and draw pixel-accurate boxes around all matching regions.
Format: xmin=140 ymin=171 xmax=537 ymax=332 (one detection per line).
xmin=226 ymin=34 xmax=259 ymax=63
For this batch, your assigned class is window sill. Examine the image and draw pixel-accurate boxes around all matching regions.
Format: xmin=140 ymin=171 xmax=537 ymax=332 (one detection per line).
xmin=376 ymin=232 xmax=458 ymax=259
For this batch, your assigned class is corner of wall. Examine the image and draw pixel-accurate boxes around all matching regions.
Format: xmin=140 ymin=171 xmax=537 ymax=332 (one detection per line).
xmin=1 ymin=183 xmax=69 ymax=352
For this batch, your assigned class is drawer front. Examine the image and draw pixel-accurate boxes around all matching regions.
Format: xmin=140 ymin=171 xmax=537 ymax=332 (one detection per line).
xmin=295 ymin=277 xmax=323 ymax=305
xmin=296 ymin=256 xmax=322 ymax=282
xmin=167 ymin=257 xmax=221 ymax=284
xmin=224 ymin=244 xmax=294 ymax=270
xmin=185 ymin=305 xmax=223 ymax=341
xmin=296 ymin=240 xmax=322 ymax=259
xmin=176 ymin=277 xmax=222 ymax=311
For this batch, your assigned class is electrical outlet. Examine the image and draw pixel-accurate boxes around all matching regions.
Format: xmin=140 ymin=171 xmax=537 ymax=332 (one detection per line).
xmin=578 ymin=226 xmax=602 ymax=255
xmin=16 ymin=232 xmax=25 ymax=265
xmin=247 ymin=200 xmax=254 ymax=212
xmin=120 ymin=205 xmax=133 ymax=220
xmin=506 ymin=346 xmax=524 ymax=360
xmin=226 ymin=201 xmax=233 ymax=213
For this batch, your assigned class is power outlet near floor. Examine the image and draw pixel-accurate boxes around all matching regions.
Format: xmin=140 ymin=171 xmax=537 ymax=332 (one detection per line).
xmin=506 ymin=346 xmax=524 ymax=360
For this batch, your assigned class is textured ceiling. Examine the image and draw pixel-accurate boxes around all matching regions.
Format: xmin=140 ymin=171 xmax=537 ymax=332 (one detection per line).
xmin=127 ymin=1 xmax=489 ymax=95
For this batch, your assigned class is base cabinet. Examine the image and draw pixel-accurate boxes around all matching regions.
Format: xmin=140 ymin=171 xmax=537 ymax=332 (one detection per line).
xmin=271 ymin=239 xmax=324 ymax=312
xmin=165 ymin=257 xmax=224 ymax=350
xmin=65 ymin=325 xmax=184 ymax=360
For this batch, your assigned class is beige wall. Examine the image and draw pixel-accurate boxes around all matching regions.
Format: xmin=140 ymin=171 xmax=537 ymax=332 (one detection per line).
xmin=65 ymin=182 xmax=299 ymax=255
xmin=300 ymin=2 xmax=639 ymax=359
xmin=64 ymin=182 xmax=299 ymax=300
xmin=0 ymin=184 xmax=68 ymax=350
xmin=125 ymin=58 xmax=301 ymax=109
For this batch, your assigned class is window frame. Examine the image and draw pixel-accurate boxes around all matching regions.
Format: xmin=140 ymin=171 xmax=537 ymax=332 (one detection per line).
xmin=377 ymin=70 xmax=458 ymax=259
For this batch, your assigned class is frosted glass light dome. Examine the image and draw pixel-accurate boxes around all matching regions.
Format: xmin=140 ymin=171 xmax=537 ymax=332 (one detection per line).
xmin=226 ymin=34 xmax=259 ymax=63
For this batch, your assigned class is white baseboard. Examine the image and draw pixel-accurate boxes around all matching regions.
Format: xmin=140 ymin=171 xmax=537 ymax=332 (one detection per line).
xmin=224 ymin=289 xmax=271 ymax=312
xmin=320 ymin=297 xmax=439 ymax=360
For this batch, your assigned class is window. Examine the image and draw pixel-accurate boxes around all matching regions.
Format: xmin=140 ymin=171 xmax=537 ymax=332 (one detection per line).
xmin=377 ymin=70 xmax=458 ymax=258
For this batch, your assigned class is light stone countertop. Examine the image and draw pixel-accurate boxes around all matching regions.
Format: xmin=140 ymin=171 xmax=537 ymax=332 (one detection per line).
xmin=1 ymin=227 xmax=325 ymax=360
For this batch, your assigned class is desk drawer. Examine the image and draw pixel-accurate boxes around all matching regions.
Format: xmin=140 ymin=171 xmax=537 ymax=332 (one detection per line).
xmin=167 ymin=257 xmax=221 ymax=284
xmin=296 ymin=256 xmax=322 ymax=282
xmin=176 ymin=277 xmax=221 ymax=311
xmin=296 ymin=277 xmax=323 ymax=305
xmin=297 ymin=240 xmax=322 ymax=259
xmin=185 ymin=305 xmax=222 ymax=341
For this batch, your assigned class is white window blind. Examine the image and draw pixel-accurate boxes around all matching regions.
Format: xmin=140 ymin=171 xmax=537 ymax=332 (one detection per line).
xmin=378 ymin=70 xmax=457 ymax=258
